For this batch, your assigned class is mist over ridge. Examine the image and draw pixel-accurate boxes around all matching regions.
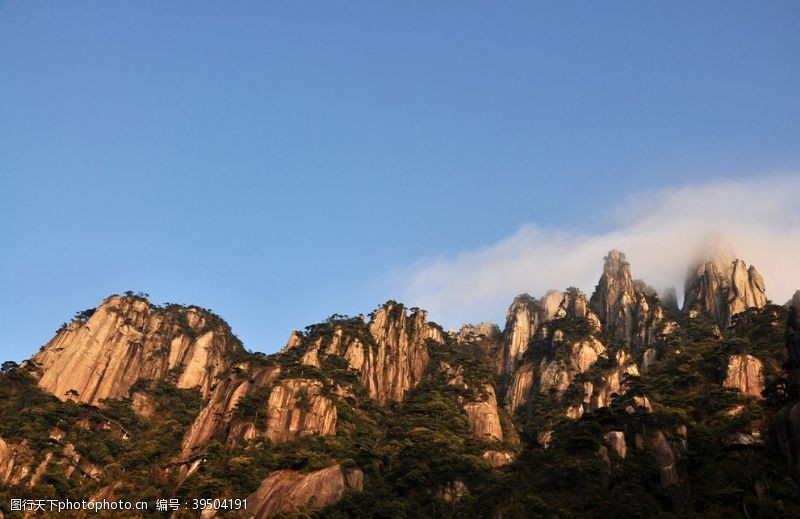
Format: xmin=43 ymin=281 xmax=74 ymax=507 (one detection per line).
xmin=398 ymin=175 xmax=800 ymax=329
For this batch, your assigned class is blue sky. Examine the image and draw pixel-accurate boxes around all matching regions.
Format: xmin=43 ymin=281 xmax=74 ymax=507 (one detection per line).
xmin=2 ymin=2 xmax=799 ymax=361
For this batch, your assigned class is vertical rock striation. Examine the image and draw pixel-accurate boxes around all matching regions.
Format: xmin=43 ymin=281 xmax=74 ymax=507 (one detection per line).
xmin=463 ymin=385 xmax=504 ymax=442
xmin=181 ymin=365 xmax=281 ymax=455
xmin=684 ymin=257 xmax=767 ymax=329
xmin=32 ymin=295 xmax=243 ymax=406
xmin=723 ymin=354 xmax=765 ymax=398
xmin=500 ymin=291 xmax=562 ymax=375
xmin=263 ymin=379 xmax=337 ymax=444
xmin=590 ymin=250 xmax=671 ymax=351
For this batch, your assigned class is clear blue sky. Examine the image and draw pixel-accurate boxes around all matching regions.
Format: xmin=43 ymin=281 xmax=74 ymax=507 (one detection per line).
xmin=2 ymin=2 xmax=799 ymax=361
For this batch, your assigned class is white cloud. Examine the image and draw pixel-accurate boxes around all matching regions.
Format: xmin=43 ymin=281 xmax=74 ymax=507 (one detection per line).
xmin=397 ymin=175 xmax=800 ymax=329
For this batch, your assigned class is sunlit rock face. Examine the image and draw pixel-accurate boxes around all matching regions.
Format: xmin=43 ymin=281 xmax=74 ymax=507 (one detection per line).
xmin=0 ymin=436 xmax=32 ymax=485
xmin=590 ymin=250 xmax=671 ymax=351
xmin=723 ymin=354 xmax=765 ymax=398
xmin=507 ymin=333 xmax=611 ymax=414
xmin=458 ymin=322 xmax=501 ymax=344
xmin=506 ymin=362 xmax=535 ymax=413
xmin=501 ymin=295 xmax=545 ymax=375
xmin=464 ymin=384 xmax=504 ymax=442
xmin=32 ymin=295 xmax=243 ymax=406
xmin=499 ymin=291 xmax=565 ymax=375
xmin=246 ymin=464 xmax=363 ymax=519
xmin=289 ymin=302 xmax=443 ymax=405
xmin=684 ymin=257 xmax=767 ymax=329
xmin=263 ymin=379 xmax=337 ymax=444
xmin=458 ymin=322 xmax=502 ymax=366
xmin=319 ymin=303 xmax=442 ymax=404
xmin=180 ymin=365 xmax=281 ymax=456
xmin=539 ymin=336 xmax=607 ymax=399
xmin=555 ymin=288 xmax=601 ymax=332
xmin=590 ymin=350 xmax=640 ymax=410
xmin=183 ymin=374 xmax=336 ymax=455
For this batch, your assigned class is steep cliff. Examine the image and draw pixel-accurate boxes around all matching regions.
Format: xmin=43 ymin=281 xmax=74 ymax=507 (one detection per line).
xmin=366 ymin=303 xmax=442 ymax=403
xmin=590 ymin=250 xmax=672 ymax=350
xmin=304 ymin=303 xmax=442 ymax=404
xmin=31 ymin=295 xmax=243 ymax=405
xmin=463 ymin=385 xmax=503 ymax=442
xmin=723 ymin=354 xmax=765 ymax=398
xmin=507 ymin=362 xmax=535 ymax=413
xmin=180 ymin=365 xmax=282 ymax=455
xmin=246 ymin=464 xmax=363 ymax=518
xmin=684 ymin=257 xmax=767 ymax=329
xmin=263 ymin=379 xmax=337 ymax=443
xmin=554 ymin=288 xmax=601 ymax=331
xmin=0 ymin=436 xmax=32 ymax=486
xmin=499 ymin=291 xmax=562 ymax=375
xmin=538 ymin=336 xmax=607 ymax=398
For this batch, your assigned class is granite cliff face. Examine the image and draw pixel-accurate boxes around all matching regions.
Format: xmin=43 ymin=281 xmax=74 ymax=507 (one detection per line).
xmin=366 ymin=303 xmax=443 ymax=403
xmin=262 ymin=379 xmax=337 ymax=443
xmin=498 ymin=291 xmax=564 ymax=374
xmin=684 ymin=257 xmax=767 ymax=329
xmin=0 ymin=436 xmax=31 ymax=486
xmin=297 ymin=302 xmax=443 ymax=404
xmin=31 ymin=295 xmax=242 ymax=405
xmin=181 ymin=365 xmax=281 ymax=455
xmin=463 ymin=385 xmax=504 ymax=442
xmin=723 ymin=354 xmax=765 ymax=398
xmin=500 ymin=294 xmax=546 ymax=375
xmin=554 ymin=288 xmax=601 ymax=331
xmin=589 ymin=250 xmax=672 ymax=351
xmin=246 ymin=464 xmax=363 ymax=519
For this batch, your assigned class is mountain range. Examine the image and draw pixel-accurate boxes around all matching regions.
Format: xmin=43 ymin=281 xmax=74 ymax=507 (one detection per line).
xmin=2 ymin=249 xmax=800 ymax=518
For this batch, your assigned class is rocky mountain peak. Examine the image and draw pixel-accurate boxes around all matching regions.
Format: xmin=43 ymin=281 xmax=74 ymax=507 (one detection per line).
xmin=31 ymin=294 xmax=243 ymax=405
xmin=365 ymin=301 xmax=443 ymax=403
xmin=555 ymin=287 xmax=601 ymax=331
xmin=500 ymin=294 xmax=546 ymax=375
xmin=683 ymin=256 xmax=767 ymax=329
xmin=590 ymin=250 xmax=669 ymax=350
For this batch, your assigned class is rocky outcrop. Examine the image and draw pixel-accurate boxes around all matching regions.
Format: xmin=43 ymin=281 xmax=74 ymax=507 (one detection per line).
xmin=501 ymin=295 xmax=545 ymax=375
xmin=590 ymin=250 xmax=671 ymax=350
xmin=482 ymin=450 xmax=515 ymax=467
xmin=555 ymin=288 xmax=601 ymax=331
xmin=0 ymin=436 xmax=33 ymax=485
xmin=246 ymin=464 xmax=363 ymax=518
xmin=32 ymin=295 xmax=242 ymax=405
xmin=684 ymin=257 xmax=767 ymax=329
xmin=723 ymin=354 xmax=764 ymax=398
xmin=539 ymin=337 xmax=606 ymax=398
xmin=506 ymin=363 xmax=535 ymax=413
xmin=507 ymin=333 xmax=608 ymax=413
xmin=458 ymin=322 xmax=501 ymax=344
xmin=263 ymin=379 xmax=337 ymax=444
xmin=588 ymin=351 xmax=640 ymax=410
xmin=463 ymin=385 xmax=503 ymax=442
xmin=181 ymin=365 xmax=281 ymax=455
xmin=316 ymin=303 xmax=442 ymax=404
xmin=499 ymin=292 xmax=563 ymax=375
